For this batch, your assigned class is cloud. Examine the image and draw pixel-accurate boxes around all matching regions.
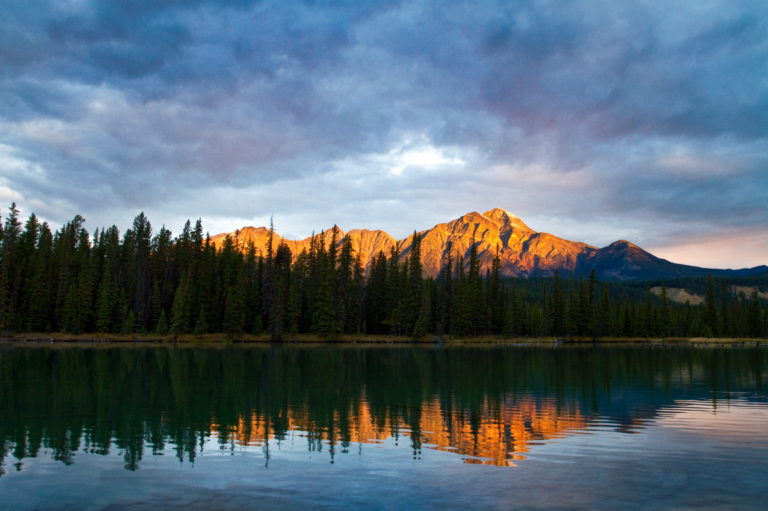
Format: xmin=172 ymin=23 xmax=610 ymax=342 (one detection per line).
xmin=0 ymin=0 xmax=766 ymax=268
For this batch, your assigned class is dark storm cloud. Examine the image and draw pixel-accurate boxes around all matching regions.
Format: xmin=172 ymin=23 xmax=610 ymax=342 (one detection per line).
xmin=0 ymin=0 xmax=766 ymax=266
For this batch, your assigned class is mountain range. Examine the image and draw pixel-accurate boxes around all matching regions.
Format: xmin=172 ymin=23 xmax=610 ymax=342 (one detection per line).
xmin=210 ymin=208 xmax=767 ymax=281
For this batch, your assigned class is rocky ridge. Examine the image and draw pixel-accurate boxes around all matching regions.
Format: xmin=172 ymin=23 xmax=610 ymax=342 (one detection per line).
xmin=210 ymin=208 xmax=768 ymax=281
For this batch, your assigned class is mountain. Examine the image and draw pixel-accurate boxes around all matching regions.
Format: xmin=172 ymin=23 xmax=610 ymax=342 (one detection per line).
xmin=210 ymin=208 xmax=768 ymax=281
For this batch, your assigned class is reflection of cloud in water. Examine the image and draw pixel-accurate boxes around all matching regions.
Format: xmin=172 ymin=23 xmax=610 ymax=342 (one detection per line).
xmin=655 ymin=398 xmax=768 ymax=446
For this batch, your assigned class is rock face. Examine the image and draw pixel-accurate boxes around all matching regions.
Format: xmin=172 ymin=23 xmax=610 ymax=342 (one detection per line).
xmin=211 ymin=208 xmax=768 ymax=281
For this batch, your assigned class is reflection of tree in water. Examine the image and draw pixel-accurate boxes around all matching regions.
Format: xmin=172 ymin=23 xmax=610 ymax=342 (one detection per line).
xmin=0 ymin=345 xmax=765 ymax=473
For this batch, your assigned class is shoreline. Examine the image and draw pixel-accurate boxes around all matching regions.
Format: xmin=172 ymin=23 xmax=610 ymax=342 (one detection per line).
xmin=0 ymin=332 xmax=764 ymax=347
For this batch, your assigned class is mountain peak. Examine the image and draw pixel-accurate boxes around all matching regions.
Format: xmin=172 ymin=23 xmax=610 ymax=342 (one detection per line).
xmin=608 ymin=240 xmax=642 ymax=250
xmin=483 ymin=207 xmax=516 ymax=219
xmin=483 ymin=208 xmax=532 ymax=232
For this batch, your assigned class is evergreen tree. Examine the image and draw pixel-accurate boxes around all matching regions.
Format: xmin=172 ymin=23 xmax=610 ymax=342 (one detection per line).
xmin=550 ymin=271 xmax=565 ymax=336
xmin=194 ymin=305 xmax=209 ymax=335
xmin=95 ymin=276 xmax=115 ymax=333
xmin=223 ymin=278 xmax=247 ymax=338
xmin=508 ymin=281 xmax=522 ymax=336
xmin=365 ymin=251 xmax=388 ymax=334
xmin=60 ymin=283 xmax=80 ymax=333
xmin=643 ymin=287 xmax=656 ymax=336
xmin=748 ymin=289 xmax=762 ymax=338
xmin=412 ymin=279 xmax=431 ymax=339
xmin=13 ymin=214 xmax=41 ymax=330
xmin=488 ymin=245 xmax=504 ymax=334
xmin=156 ymin=310 xmax=169 ymax=336
xmin=720 ymin=279 xmax=731 ymax=336
xmin=596 ymin=284 xmax=610 ymax=337
xmin=27 ymin=223 xmax=53 ymax=331
xmin=437 ymin=241 xmax=453 ymax=336
xmin=313 ymin=265 xmax=338 ymax=340
xmin=0 ymin=203 xmax=22 ymax=330
xmin=404 ymin=231 xmax=423 ymax=336
xmin=348 ymin=252 xmax=365 ymax=334
xmin=170 ymin=271 xmax=192 ymax=335
xmin=466 ymin=238 xmax=483 ymax=335
xmin=659 ymin=285 xmax=670 ymax=337
xmin=252 ymin=315 xmax=264 ymax=336
xmin=270 ymin=242 xmax=292 ymax=340
xmin=453 ymin=255 xmax=472 ymax=336
xmin=311 ymin=231 xmax=337 ymax=338
xmin=337 ymin=234 xmax=354 ymax=332
xmin=130 ymin=212 xmax=153 ymax=331
xmin=261 ymin=218 xmax=276 ymax=334
xmin=386 ymin=245 xmax=403 ymax=335
xmin=123 ymin=310 xmax=136 ymax=334
xmin=704 ymin=274 xmax=718 ymax=337
xmin=194 ymin=237 xmax=216 ymax=334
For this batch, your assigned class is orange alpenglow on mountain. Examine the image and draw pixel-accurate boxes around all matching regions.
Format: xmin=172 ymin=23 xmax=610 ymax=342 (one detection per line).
xmin=210 ymin=208 xmax=768 ymax=281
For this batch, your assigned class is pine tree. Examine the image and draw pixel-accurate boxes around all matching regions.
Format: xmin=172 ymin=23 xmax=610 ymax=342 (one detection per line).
xmin=270 ymin=242 xmax=292 ymax=340
xmin=223 ymin=280 xmax=246 ymax=339
xmin=12 ymin=214 xmax=41 ymax=330
xmin=348 ymin=252 xmax=365 ymax=334
xmin=170 ymin=271 xmax=192 ymax=335
xmin=61 ymin=283 xmax=80 ymax=333
xmin=0 ymin=203 xmax=22 ymax=330
xmin=152 ymin=225 xmax=175 ymax=322
xmin=74 ymin=228 xmax=95 ymax=333
xmin=27 ymin=223 xmax=53 ymax=331
xmin=365 ymin=251 xmax=388 ymax=334
xmin=466 ymin=237 xmax=483 ymax=335
xmin=95 ymin=277 xmax=115 ymax=333
xmin=337 ymin=234 xmax=354 ymax=332
xmin=155 ymin=310 xmax=169 ymax=335
xmin=596 ymin=284 xmax=610 ymax=337
xmin=404 ymin=231 xmax=423 ymax=336
xmin=286 ymin=270 xmax=302 ymax=335
xmin=748 ymin=289 xmax=762 ymax=338
xmin=508 ymin=280 xmax=521 ymax=336
xmin=437 ymin=241 xmax=453 ymax=336
xmin=586 ymin=270 xmax=597 ymax=337
xmin=643 ymin=287 xmax=656 ymax=337
xmin=551 ymin=271 xmax=565 ymax=336
xmin=453 ymin=255 xmax=473 ymax=336
xmin=252 ymin=315 xmax=264 ymax=336
xmin=243 ymin=241 xmax=259 ymax=333
xmin=386 ymin=245 xmax=403 ymax=335
xmin=261 ymin=218 xmax=276 ymax=334
xmin=193 ymin=305 xmax=209 ymax=335
xmin=704 ymin=274 xmax=718 ymax=337
xmin=194 ymin=237 xmax=216 ymax=334
xmin=412 ymin=278 xmax=431 ymax=339
xmin=123 ymin=310 xmax=136 ymax=334
xmin=488 ymin=245 xmax=504 ymax=334
xmin=313 ymin=269 xmax=338 ymax=340
xmin=720 ymin=279 xmax=731 ymax=336
xmin=659 ymin=285 xmax=670 ymax=337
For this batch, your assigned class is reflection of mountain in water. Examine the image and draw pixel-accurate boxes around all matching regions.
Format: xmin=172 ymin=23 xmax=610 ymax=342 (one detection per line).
xmin=222 ymin=396 xmax=589 ymax=467
xmin=0 ymin=345 xmax=765 ymax=472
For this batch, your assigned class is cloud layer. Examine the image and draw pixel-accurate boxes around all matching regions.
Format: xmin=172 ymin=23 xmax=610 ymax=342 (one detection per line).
xmin=1 ymin=0 xmax=767 ymax=267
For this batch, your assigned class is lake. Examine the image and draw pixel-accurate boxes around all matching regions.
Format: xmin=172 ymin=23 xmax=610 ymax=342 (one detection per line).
xmin=1 ymin=343 xmax=766 ymax=510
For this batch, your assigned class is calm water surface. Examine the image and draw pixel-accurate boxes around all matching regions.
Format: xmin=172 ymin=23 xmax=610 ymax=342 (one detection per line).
xmin=1 ymin=344 xmax=766 ymax=510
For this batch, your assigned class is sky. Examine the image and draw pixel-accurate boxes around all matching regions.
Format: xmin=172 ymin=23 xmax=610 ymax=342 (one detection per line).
xmin=1 ymin=0 xmax=767 ymax=269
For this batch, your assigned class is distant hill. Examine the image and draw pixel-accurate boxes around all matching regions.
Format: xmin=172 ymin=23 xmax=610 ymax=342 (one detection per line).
xmin=211 ymin=208 xmax=768 ymax=282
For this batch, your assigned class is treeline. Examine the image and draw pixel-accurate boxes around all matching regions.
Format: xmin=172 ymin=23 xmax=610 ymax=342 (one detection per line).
xmin=0 ymin=204 xmax=765 ymax=339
